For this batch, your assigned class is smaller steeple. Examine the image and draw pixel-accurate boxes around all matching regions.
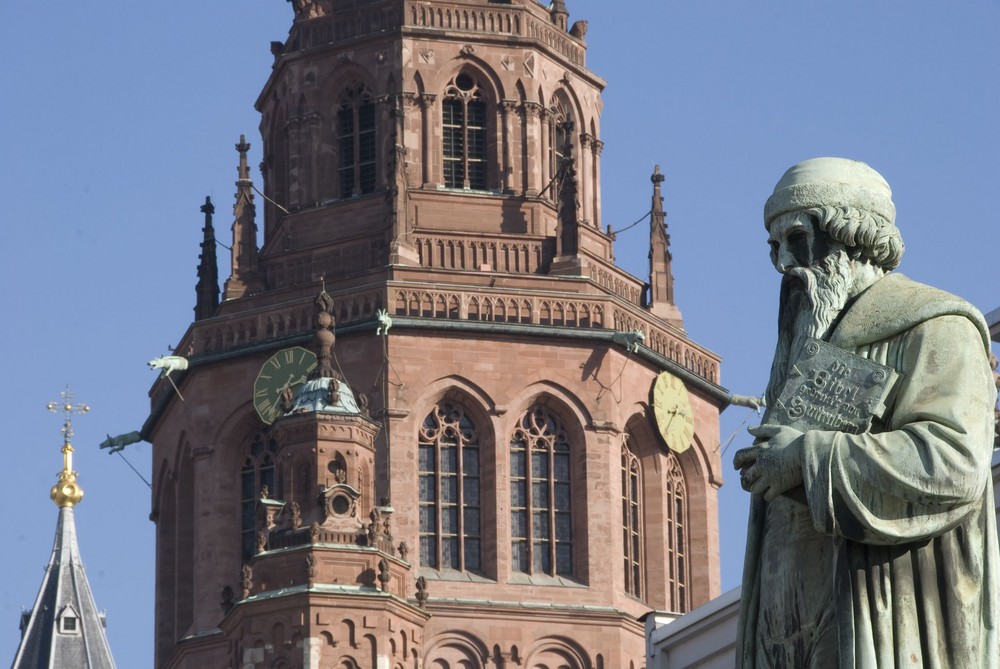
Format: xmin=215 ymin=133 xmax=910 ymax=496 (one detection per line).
xmin=550 ymin=0 xmax=569 ymax=31
xmin=646 ymin=165 xmax=682 ymax=325
xmin=194 ymin=196 xmax=220 ymax=321
xmin=13 ymin=388 xmax=117 ymax=669
xmin=223 ymin=135 xmax=264 ymax=300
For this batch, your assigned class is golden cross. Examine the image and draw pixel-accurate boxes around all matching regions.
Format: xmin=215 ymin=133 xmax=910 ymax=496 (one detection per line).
xmin=47 ymin=385 xmax=90 ymax=446
xmin=46 ymin=386 xmax=90 ymax=508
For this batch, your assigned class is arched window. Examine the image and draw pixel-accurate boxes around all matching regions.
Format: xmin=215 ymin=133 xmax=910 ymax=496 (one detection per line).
xmin=337 ymin=85 xmax=376 ymax=197
xmin=443 ymin=73 xmax=487 ymax=190
xmin=622 ymin=440 xmax=642 ymax=597
xmin=665 ymin=454 xmax=688 ymax=612
xmin=418 ymin=402 xmax=481 ymax=571
xmin=240 ymin=434 xmax=277 ymax=560
xmin=510 ymin=405 xmax=572 ymax=576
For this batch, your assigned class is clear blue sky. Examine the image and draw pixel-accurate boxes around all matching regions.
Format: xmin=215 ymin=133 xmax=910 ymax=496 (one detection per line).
xmin=2 ymin=3 xmax=998 ymax=667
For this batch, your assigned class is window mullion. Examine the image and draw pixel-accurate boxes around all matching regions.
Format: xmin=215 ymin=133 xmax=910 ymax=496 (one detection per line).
xmin=462 ymin=102 xmax=470 ymax=189
xmin=353 ymin=106 xmax=362 ymax=195
xmin=548 ymin=445 xmax=557 ymax=576
xmin=435 ymin=444 xmax=443 ymax=569
xmin=457 ymin=439 xmax=464 ymax=572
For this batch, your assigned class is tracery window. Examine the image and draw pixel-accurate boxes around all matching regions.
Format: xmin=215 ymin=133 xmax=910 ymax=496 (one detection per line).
xmin=418 ymin=402 xmax=482 ymax=571
xmin=240 ymin=434 xmax=277 ymax=560
xmin=510 ymin=405 xmax=572 ymax=576
xmin=337 ymin=85 xmax=376 ymax=197
xmin=622 ymin=440 xmax=643 ymax=597
xmin=443 ymin=73 xmax=487 ymax=190
xmin=665 ymin=453 xmax=689 ymax=612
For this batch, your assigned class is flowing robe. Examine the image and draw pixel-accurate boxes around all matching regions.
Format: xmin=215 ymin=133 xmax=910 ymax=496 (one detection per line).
xmin=737 ymin=273 xmax=999 ymax=668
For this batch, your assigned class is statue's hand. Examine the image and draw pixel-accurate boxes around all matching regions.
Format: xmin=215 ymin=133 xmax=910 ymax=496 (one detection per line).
xmin=733 ymin=425 xmax=805 ymax=501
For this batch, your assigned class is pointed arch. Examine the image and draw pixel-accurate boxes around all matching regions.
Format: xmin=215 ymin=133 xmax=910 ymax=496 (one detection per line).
xmin=505 ymin=388 xmax=589 ymax=580
xmin=413 ymin=379 xmax=496 ymax=576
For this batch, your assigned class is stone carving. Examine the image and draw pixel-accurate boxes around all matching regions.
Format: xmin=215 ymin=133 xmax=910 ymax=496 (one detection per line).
xmin=376 ymin=308 xmax=393 ymax=336
xmin=367 ymin=508 xmax=380 ymax=545
xmin=397 ymin=541 xmax=410 ymax=561
xmin=569 ymin=20 xmax=588 ymax=39
xmin=148 ymin=355 xmax=188 ymax=377
xmin=305 ymin=554 xmax=316 ymax=581
xmin=733 ymin=158 xmax=999 ymax=667
xmin=415 ymin=576 xmax=428 ymax=609
xmin=357 ymin=393 xmax=370 ymax=417
xmin=220 ymin=585 xmax=235 ymax=614
xmin=309 ymin=522 xmax=321 ymax=544
xmin=377 ymin=559 xmax=390 ymax=591
xmin=327 ymin=378 xmax=341 ymax=407
xmin=255 ymin=529 xmax=268 ymax=554
xmin=290 ymin=0 xmax=330 ymax=19
xmin=289 ymin=501 xmax=302 ymax=529
xmin=611 ymin=328 xmax=644 ymax=353
xmin=240 ymin=564 xmax=253 ymax=599
xmin=99 ymin=430 xmax=142 ymax=454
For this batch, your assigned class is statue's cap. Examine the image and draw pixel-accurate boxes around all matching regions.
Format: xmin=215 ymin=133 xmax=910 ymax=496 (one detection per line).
xmin=764 ymin=157 xmax=895 ymax=228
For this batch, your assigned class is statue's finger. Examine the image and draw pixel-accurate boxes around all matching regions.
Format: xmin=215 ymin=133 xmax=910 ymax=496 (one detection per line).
xmin=733 ymin=448 xmax=758 ymax=469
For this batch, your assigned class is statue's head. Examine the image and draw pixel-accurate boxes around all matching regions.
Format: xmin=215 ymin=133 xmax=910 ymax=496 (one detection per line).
xmin=764 ymin=157 xmax=903 ymax=273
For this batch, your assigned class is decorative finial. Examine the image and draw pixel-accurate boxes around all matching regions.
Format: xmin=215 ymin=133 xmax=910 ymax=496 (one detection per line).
xmin=236 ymin=134 xmax=252 ymax=182
xmin=652 ymin=164 xmax=665 ymax=186
xmin=46 ymin=386 xmax=90 ymax=508
xmin=310 ymin=281 xmax=341 ymax=380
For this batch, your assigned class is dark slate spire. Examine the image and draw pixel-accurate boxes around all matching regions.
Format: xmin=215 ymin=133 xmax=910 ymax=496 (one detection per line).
xmin=223 ymin=135 xmax=264 ymax=300
xmin=646 ymin=165 xmax=682 ymax=325
xmin=194 ymin=196 xmax=220 ymax=321
xmin=13 ymin=392 xmax=116 ymax=669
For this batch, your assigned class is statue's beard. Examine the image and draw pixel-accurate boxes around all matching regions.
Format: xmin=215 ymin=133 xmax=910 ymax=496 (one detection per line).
xmin=765 ymin=251 xmax=858 ymax=408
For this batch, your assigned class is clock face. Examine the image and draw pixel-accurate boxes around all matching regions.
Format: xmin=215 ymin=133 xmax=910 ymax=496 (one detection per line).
xmin=253 ymin=347 xmax=318 ymax=424
xmin=652 ymin=371 xmax=694 ymax=453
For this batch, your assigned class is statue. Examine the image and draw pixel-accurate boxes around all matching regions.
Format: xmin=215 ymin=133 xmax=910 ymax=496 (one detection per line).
xmin=733 ymin=157 xmax=999 ymax=667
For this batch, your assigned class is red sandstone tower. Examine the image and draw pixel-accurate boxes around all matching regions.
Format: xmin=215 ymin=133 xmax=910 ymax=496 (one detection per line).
xmin=147 ymin=2 xmax=725 ymax=667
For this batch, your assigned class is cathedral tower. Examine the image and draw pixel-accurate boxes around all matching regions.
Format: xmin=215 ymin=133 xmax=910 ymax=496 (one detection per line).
xmin=146 ymin=2 xmax=726 ymax=667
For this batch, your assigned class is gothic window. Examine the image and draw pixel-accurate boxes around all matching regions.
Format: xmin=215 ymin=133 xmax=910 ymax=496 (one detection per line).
xmin=337 ymin=85 xmax=377 ymax=197
xmin=240 ymin=434 xmax=277 ymax=560
xmin=622 ymin=440 xmax=642 ymax=597
xmin=665 ymin=454 xmax=689 ymax=612
xmin=443 ymin=73 xmax=487 ymax=190
xmin=418 ymin=402 xmax=482 ymax=571
xmin=510 ymin=405 xmax=572 ymax=577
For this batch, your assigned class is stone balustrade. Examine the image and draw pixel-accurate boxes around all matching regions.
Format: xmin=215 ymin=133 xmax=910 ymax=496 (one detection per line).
xmin=173 ymin=284 xmax=717 ymax=385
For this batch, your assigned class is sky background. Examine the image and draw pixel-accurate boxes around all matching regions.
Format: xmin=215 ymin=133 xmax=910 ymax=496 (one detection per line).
xmin=2 ymin=2 xmax=998 ymax=667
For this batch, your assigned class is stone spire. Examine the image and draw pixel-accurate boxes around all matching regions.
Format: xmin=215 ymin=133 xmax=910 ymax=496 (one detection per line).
xmin=555 ymin=118 xmax=580 ymax=258
xmin=223 ymin=135 xmax=264 ymax=300
xmin=646 ymin=165 xmax=682 ymax=325
xmin=550 ymin=0 xmax=569 ymax=30
xmin=12 ymin=390 xmax=116 ymax=669
xmin=194 ymin=196 xmax=220 ymax=321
